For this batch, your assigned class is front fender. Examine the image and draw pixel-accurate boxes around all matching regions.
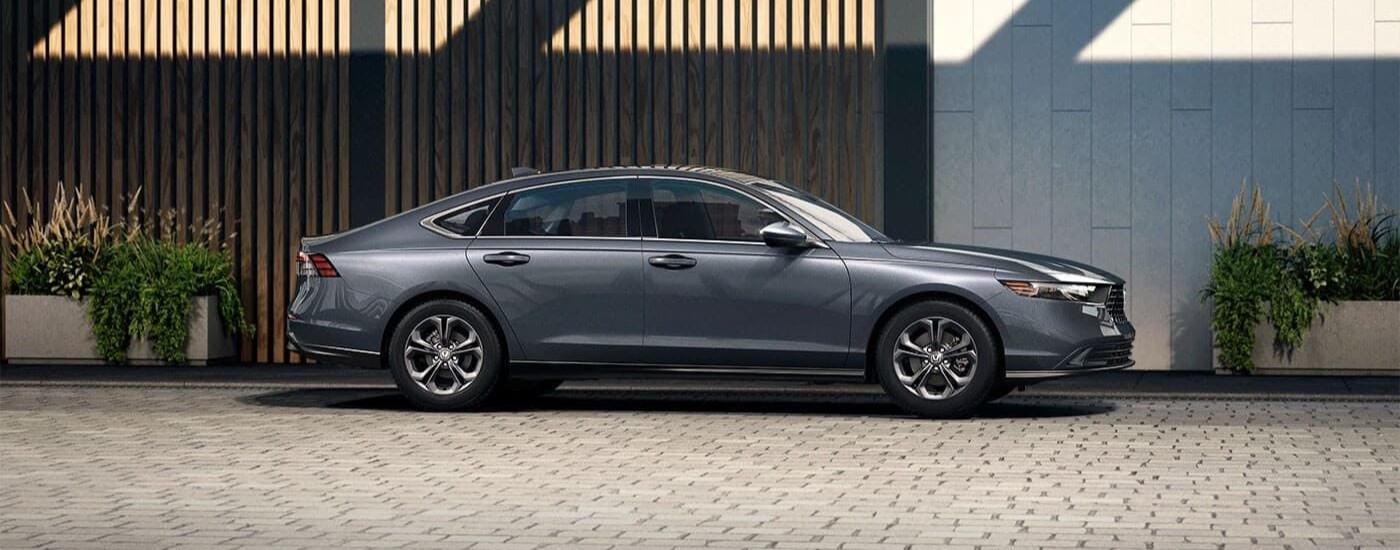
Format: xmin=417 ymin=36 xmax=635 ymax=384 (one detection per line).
xmin=845 ymin=259 xmax=1010 ymax=363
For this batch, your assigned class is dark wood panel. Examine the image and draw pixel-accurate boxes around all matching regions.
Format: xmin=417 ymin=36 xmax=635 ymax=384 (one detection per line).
xmin=2 ymin=0 xmax=351 ymax=363
xmin=2 ymin=0 xmax=878 ymax=363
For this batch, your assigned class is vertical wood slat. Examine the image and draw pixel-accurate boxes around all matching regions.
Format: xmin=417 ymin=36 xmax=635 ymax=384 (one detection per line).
xmin=0 ymin=0 xmax=13 ymax=359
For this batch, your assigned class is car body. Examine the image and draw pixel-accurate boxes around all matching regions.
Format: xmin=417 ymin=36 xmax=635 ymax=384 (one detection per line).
xmin=289 ymin=166 xmax=1135 ymax=417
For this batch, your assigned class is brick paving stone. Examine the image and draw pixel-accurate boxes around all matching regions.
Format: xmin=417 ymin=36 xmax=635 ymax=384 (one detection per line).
xmin=1 ymin=386 xmax=1397 ymax=550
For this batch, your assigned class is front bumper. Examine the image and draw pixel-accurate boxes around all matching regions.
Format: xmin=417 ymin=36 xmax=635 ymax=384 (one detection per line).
xmin=990 ymin=285 xmax=1136 ymax=379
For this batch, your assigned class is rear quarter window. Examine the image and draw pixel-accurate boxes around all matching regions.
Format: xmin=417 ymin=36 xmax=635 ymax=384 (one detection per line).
xmin=432 ymin=197 xmax=500 ymax=237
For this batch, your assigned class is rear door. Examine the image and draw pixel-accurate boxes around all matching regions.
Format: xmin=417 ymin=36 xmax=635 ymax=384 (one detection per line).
xmin=467 ymin=177 xmax=645 ymax=363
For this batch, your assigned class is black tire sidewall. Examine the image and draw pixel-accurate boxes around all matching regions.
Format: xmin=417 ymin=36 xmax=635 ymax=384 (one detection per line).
xmin=387 ymin=300 xmax=503 ymax=411
xmin=875 ymin=301 xmax=1001 ymax=419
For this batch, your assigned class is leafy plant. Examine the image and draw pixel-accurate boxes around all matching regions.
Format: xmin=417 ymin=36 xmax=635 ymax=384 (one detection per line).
xmin=1 ymin=185 xmax=126 ymax=297
xmin=1205 ymin=181 xmax=1398 ymax=373
xmin=4 ymin=185 xmax=252 ymax=363
xmin=91 ymin=238 xmax=253 ymax=362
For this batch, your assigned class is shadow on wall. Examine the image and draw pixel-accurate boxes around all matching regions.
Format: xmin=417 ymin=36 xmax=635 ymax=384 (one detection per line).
xmin=928 ymin=0 xmax=1400 ymax=370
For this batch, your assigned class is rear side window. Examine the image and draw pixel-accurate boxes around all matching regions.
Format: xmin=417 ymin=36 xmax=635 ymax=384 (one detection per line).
xmin=432 ymin=197 xmax=499 ymax=236
xmin=650 ymin=180 xmax=784 ymax=242
xmin=503 ymin=182 xmax=629 ymax=237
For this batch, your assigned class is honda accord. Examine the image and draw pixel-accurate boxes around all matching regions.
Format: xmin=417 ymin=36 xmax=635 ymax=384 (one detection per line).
xmin=288 ymin=166 xmax=1134 ymax=418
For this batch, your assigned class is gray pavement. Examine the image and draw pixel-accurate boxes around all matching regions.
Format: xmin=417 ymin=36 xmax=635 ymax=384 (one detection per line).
xmin=1 ymin=384 xmax=1398 ymax=549
xmin=3 ymin=363 xmax=1398 ymax=400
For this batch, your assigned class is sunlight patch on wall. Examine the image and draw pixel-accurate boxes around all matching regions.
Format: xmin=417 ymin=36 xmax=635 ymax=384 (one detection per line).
xmin=29 ymin=0 xmax=351 ymax=59
xmin=384 ymin=0 xmax=484 ymax=55
xmin=930 ymin=0 xmax=1399 ymax=64
xmin=546 ymin=0 xmax=876 ymax=53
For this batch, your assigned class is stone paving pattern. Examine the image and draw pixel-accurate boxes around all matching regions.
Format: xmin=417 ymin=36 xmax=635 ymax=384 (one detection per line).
xmin=1 ymin=386 xmax=1397 ymax=549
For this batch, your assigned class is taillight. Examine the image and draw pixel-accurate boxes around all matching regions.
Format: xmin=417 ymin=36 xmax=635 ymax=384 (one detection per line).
xmin=297 ymin=252 xmax=340 ymax=277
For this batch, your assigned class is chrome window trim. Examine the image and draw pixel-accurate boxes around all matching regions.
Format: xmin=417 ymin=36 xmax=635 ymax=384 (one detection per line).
xmin=473 ymin=235 xmax=642 ymax=241
xmin=419 ymin=193 xmax=506 ymax=239
xmin=643 ymin=237 xmax=768 ymax=247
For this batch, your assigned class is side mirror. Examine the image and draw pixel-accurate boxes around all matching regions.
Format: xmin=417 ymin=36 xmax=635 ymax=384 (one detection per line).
xmin=760 ymin=221 xmax=812 ymax=248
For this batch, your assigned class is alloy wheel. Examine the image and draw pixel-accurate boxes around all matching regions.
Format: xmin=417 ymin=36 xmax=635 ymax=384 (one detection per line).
xmin=403 ymin=314 xmax=483 ymax=395
xmin=891 ymin=316 xmax=979 ymax=400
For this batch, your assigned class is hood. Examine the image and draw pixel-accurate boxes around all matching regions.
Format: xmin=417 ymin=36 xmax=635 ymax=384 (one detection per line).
xmin=881 ymin=242 xmax=1124 ymax=285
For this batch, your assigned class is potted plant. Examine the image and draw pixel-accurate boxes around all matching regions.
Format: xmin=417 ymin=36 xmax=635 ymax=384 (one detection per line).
xmin=2 ymin=186 xmax=253 ymax=364
xmin=1204 ymin=182 xmax=1399 ymax=375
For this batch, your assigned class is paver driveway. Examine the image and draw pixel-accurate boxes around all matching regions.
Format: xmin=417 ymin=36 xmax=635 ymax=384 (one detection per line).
xmin=1 ymin=385 xmax=1397 ymax=550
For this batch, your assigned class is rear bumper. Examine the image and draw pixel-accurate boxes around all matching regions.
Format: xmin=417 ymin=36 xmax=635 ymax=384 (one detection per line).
xmin=286 ymin=328 xmax=382 ymax=369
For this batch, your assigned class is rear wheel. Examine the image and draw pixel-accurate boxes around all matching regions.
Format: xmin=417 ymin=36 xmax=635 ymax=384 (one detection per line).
xmin=387 ymin=300 xmax=504 ymax=411
xmin=874 ymin=300 xmax=1000 ymax=419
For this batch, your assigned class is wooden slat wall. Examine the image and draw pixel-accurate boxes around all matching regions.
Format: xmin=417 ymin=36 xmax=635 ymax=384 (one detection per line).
xmin=382 ymin=0 xmax=880 ymax=220
xmin=3 ymin=0 xmax=880 ymax=363
xmin=1 ymin=1 xmax=351 ymax=363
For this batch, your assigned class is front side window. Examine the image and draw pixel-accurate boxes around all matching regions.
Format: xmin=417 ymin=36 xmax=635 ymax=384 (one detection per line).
xmin=503 ymin=181 xmax=628 ymax=237
xmin=650 ymin=180 xmax=784 ymax=242
xmin=752 ymin=181 xmax=889 ymax=243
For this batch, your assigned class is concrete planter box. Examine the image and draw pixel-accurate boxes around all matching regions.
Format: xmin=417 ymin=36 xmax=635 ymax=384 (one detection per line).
xmin=1220 ymin=301 xmax=1400 ymax=376
xmin=3 ymin=295 xmax=236 ymax=365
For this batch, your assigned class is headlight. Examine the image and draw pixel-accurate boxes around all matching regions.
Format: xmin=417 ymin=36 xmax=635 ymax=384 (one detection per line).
xmin=1000 ymin=280 xmax=1107 ymax=303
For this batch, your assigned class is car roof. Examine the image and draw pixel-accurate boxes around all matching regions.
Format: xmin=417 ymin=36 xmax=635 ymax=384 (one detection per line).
xmin=488 ymin=165 xmax=774 ymax=190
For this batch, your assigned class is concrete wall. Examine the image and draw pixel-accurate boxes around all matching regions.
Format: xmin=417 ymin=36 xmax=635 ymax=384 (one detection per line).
xmin=928 ymin=0 xmax=1400 ymax=370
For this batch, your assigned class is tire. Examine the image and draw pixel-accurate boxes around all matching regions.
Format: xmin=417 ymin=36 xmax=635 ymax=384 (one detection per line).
xmin=387 ymin=299 xmax=504 ymax=411
xmin=874 ymin=300 xmax=1001 ymax=419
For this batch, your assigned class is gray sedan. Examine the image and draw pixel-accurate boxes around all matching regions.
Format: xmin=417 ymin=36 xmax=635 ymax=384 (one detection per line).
xmin=289 ymin=166 xmax=1134 ymax=418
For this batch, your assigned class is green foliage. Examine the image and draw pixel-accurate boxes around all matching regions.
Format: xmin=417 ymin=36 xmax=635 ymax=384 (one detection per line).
xmin=1205 ymin=182 xmax=1399 ymax=374
xmin=5 ymin=185 xmax=252 ymax=363
xmin=3 ymin=186 xmax=121 ymax=297
xmin=89 ymin=239 xmax=254 ymax=363
xmin=8 ymin=241 xmax=107 ymax=298
xmin=1204 ymin=244 xmax=1288 ymax=373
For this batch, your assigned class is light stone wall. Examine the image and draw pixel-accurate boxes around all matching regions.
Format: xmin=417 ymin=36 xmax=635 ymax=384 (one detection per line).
xmin=929 ymin=0 xmax=1400 ymax=370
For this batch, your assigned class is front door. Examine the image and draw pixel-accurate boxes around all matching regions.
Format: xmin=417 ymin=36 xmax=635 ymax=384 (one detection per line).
xmin=640 ymin=178 xmax=851 ymax=368
xmin=468 ymin=178 xmax=644 ymax=363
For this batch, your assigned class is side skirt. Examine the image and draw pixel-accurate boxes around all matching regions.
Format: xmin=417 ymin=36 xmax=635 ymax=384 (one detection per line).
xmin=509 ymin=360 xmax=867 ymax=383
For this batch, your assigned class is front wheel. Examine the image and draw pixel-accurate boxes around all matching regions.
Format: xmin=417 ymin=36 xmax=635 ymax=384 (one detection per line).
xmin=874 ymin=300 xmax=1001 ymax=419
xmin=387 ymin=300 xmax=504 ymax=411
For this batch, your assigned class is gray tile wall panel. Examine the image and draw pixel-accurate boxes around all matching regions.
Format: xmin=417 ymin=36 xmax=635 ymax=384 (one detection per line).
xmin=1129 ymin=25 xmax=1174 ymax=372
xmin=1252 ymin=25 xmax=1296 ymax=223
xmin=1293 ymin=0 xmax=1334 ymax=109
xmin=1053 ymin=0 xmax=1094 ymax=111
xmin=1293 ymin=109 xmax=1335 ymax=225
xmin=973 ymin=1 xmax=1016 ymax=228
xmin=1053 ymin=112 xmax=1095 ymax=263
xmin=1091 ymin=0 xmax=1134 ymax=228
xmin=1012 ymin=27 xmax=1056 ymax=252
xmin=933 ymin=113 xmax=975 ymax=243
xmin=1171 ymin=111 xmax=1214 ymax=371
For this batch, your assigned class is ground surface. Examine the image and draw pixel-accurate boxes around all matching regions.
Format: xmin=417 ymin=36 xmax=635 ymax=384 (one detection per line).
xmin=2 ymin=384 xmax=1398 ymax=550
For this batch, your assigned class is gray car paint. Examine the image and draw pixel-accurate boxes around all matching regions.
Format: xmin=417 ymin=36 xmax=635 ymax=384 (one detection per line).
xmin=287 ymin=166 xmax=1135 ymax=378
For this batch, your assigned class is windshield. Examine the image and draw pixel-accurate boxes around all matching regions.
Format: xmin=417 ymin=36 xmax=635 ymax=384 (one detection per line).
xmin=753 ymin=182 xmax=891 ymax=243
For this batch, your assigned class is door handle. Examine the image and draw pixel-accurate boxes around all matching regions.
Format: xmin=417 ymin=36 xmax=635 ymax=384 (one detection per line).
xmin=482 ymin=252 xmax=531 ymax=266
xmin=648 ymin=254 xmax=697 ymax=269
